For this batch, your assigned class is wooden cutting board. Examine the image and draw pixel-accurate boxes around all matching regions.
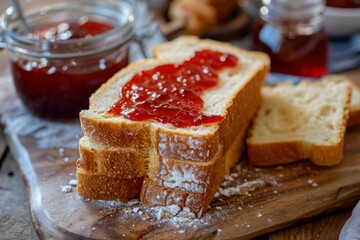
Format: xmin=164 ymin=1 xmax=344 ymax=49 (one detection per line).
xmin=5 ymin=124 xmax=360 ymax=240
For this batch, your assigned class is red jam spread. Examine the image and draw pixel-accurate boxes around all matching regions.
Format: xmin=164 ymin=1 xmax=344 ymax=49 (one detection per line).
xmin=326 ymin=0 xmax=360 ymax=8
xmin=108 ymin=50 xmax=238 ymax=128
xmin=29 ymin=18 xmax=113 ymax=40
xmin=12 ymin=19 xmax=129 ymax=120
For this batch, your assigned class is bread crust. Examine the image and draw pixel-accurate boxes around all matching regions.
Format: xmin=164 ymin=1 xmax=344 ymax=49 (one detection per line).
xmin=141 ymin=122 xmax=246 ymax=217
xmin=76 ymin=168 xmax=143 ymax=202
xmin=78 ymin=138 xmax=147 ymax=178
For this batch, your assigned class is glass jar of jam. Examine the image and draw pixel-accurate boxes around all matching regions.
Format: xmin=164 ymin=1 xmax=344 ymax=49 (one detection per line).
xmin=0 ymin=0 xmax=136 ymax=120
xmin=252 ymin=0 xmax=328 ymax=78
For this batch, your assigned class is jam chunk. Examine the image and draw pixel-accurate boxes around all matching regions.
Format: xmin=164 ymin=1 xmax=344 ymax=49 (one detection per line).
xmin=108 ymin=50 xmax=239 ymax=128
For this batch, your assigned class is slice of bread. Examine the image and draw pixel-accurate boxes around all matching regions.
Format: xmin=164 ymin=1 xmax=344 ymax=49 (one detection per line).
xmin=247 ymin=77 xmax=352 ymax=166
xmin=80 ymin=36 xmax=269 ymax=160
xmin=76 ymin=168 xmax=144 ymax=202
xmin=78 ymin=136 xmax=147 ymax=178
xmin=78 ymin=36 xmax=269 ymax=216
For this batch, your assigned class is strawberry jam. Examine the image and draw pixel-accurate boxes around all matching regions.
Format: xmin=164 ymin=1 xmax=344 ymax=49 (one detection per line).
xmin=326 ymin=0 xmax=360 ymax=8
xmin=11 ymin=19 xmax=130 ymax=120
xmin=108 ymin=50 xmax=238 ymax=128
xmin=29 ymin=19 xmax=113 ymax=41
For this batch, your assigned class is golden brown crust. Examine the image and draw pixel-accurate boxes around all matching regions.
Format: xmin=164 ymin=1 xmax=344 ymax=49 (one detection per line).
xmin=247 ymin=141 xmax=304 ymax=166
xmin=80 ymin=114 xmax=151 ymax=148
xmin=78 ymin=140 xmax=147 ymax=178
xmin=76 ymin=169 xmax=143 ymax=202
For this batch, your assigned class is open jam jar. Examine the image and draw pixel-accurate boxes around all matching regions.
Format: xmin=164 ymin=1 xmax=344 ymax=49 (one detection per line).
xmin=0 ymin=0 xmax=136 ymax=120
xmin=252 ymin=0 xmax=328 ymax=78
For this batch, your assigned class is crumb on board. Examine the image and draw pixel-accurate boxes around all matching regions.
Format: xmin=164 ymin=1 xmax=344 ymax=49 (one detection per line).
xmin=61 ymin=185 xmax=72 ymax=193
xmin=68 ymin=179 xmax=78 ymax=186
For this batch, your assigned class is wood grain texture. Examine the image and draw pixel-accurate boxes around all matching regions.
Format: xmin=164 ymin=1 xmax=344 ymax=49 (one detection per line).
xmin=0 ymin=152 xmax=40 ymax=240
xmin=0 ymin=132 xmax=6 ymax=158
xmin=3 ymin=124 xmax=360 ymax=240
xmin=269 ymin=210 xmax=352 ymax=240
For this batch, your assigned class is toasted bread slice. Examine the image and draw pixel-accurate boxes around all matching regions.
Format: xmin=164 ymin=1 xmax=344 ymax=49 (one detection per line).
xmin=247 ymin=77 xmax=351 ymax=166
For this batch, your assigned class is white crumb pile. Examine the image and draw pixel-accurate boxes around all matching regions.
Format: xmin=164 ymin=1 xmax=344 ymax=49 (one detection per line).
xmin=71 ymin=161 xmax=321 ymax=233
xmin=115 ymin=163 xmax=267 ymax=226
xmin=61 ymin=179 xmax=78 ymax=193
xmin=61 ymin=185 xmax=72 ymax=193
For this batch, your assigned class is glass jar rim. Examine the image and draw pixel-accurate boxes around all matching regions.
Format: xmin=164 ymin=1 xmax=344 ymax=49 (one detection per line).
xmin=0 ymin=0 xmax=136 ymax=58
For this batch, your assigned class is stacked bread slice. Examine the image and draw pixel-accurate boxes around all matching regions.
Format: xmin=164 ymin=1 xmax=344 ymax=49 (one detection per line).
xmin=247 ymin=76 xmax=352 ymax=166
xmin=77 ymin=36 xmax=269 ymax=217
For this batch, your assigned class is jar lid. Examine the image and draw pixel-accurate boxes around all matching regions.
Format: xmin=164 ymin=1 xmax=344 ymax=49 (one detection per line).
xmin=261 ymin=0 xmax=325 ymax=21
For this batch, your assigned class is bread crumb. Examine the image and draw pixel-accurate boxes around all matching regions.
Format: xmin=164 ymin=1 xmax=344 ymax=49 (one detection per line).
xmin=179 ymin=229 xmax=185 ymax=234
xmin=307 ymin=179 xmax=319 ymax=187
xmin=256 ymin=213 xmax=263 ymax=218
xmin=142 ymin=213 xmax=150 ymax=220
xmin=128 ymin=199 xmax=140 ymax=205
xmin=133 ymin=207 xmax=140 ymax=213
xmin=58 ymin=148 xmax=65 ymax=156
xmin=61 ymin=185 xmax=72 ymax=193
xmin=64 ymin=157 xmax=69 ymax=162
xmin=92 ymin=227 xmax=96 ymax=231
xmin=215 ymin=206 xmax=222 ymax=210
xmin=267 ymin=218 xmax=272 ymax=222
xmin=68 ymin=179 xmax=77 ymax=186
xmin=158 ymin=208 xmax=164 ymax=220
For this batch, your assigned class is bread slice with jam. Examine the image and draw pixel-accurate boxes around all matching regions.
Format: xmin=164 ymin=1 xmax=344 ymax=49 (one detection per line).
xmin=77 ymin=36 xmax=269 ymax=216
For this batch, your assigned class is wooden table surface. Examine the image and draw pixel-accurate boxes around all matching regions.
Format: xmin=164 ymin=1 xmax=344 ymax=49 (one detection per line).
xmin=0 ymin=2 xmax=358 ymax=239
xmin=0 ymin=129 xmax=355 ymax=240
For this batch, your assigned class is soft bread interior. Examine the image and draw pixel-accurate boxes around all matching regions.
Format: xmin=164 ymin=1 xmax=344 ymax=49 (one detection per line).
xmin=324 ymin=75 xmax=360 ymax=113
xmin=249 ymin=80 xmax=351 ymax=145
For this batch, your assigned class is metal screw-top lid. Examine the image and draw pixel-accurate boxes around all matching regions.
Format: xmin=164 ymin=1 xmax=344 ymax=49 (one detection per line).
xmin=260 ymin=0 xmax=325 ymax=34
